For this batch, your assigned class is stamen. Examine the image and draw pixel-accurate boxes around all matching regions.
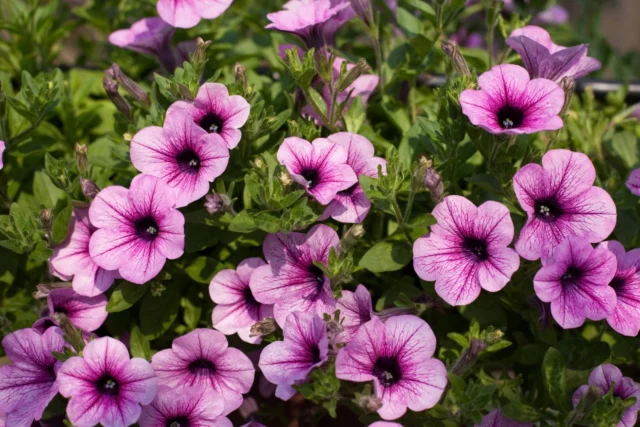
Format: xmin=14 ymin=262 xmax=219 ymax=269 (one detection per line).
xmin=538 ymin=205 xmax=551 ymax=217
xmin=503 ymin=118 xmax=514 ymax=128
xmin=146 ymin=226 xmax=158 ymax=235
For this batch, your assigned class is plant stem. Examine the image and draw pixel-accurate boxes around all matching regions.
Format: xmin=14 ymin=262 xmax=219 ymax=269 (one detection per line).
xmin=390 ymin=196 xmax=413 ymax=244
xmin=302 ymin=87 xmax=337 ymax=132
xmin=373 ymin=35 xmax=384 ymax=90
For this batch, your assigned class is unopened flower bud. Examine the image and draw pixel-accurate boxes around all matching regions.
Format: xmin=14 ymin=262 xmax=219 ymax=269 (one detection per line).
xmin=279 ymin=170 xmax=293 ymax=187
xmin=250 ymin=317 xmax=278 ymax=338
xmin=234 ymin=62 xmax=247 ymax=91
xmin=80 ymin=177 xmax=100 ymax=199
xmin=205 ymin=193 xmax=224 ymax=214
xmin=424 ymin=168 xmax=444 ymax=202
xmin=559 ymin=76 xmax=575 ymax=116
xmin=40 ymin=208 xmax=53 ymax=231
xmin=484 ymin=329 xmax=504 ymax=346
xmin=337 ymin=58 xmax=372 ymax=92
xmin=451 ymin=338 xmax=487 ymax=375
xmin=375 ymin=306 xmax=418 ymax=322
xmin=441 ymin=40 xmax=471 ymax=78
xmin=75 ymin=143 xmax=88 ymax=174
xmin=103 ymin=76 xmax=131 ymax=119
xmin=106 ymin=64 xmax=150 ymax=107
xmin=253 ymin=157 xmax=265 ymax=170
xmin=326 ymin=318 xmax=344 ymax=346
xmin=193 ymin=38 xmax=212 ymax=65
xmin=355 ymin=394 xmax=383 ymax=412
xmin=53 ymin=312 xmax=85 ymax=352
xmin=339 ymin=224 xmax=365 ymax=253
xmin=34 ymin=282 xmax=72 ymax=299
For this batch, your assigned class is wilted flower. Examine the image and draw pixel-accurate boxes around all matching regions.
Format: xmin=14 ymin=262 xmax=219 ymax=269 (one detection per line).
xmin=157 ymin=0 xmax=233 ymax=29
xmin=58 ymin=337 xmax=158 ymax=427
xmin=626 ymin=168 xmax=640 ymax=196
xmin=533 ymin=236 xmax=617 ymax=329
xmin=80 ymin=177 xmax=100 ymax=199
xmin=336 ymin=315 xmax=447 ymax=420
xmin=413 ymin=196 xmax=520 ymax=306
xmin=89 ymin=174 xmax=185 ymax=285
xmin=424 ymin=167 xmax=444 ymax=202
xmin=475 ymin=410 xmax=533 ymax=427
xmin=108 ymin=18 xmax=176 ymax=71
xmin=459 ymin=64 xmax=565 ymax=135
xmin=46 ymin=288 xmax=108 ymax=332
xmin=513 ymin=149 xmax=616 ymax=261
xmin=259 ymin=312 xmax=329 ymax=400
xmin=205 ymin=193 xmax=225 ymax=214
xmin=105 ymin=63 xmax=150 ymax=107
xmin=130 ymin=109 xmax=230 ymax=208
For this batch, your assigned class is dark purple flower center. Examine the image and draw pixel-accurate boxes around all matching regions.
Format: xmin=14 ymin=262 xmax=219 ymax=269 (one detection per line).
xmin=134 ymin=216 xmax=160 ymax=241
xmin=96 ymin=374 xmax=119 ymax=396
xmin=176 ymin=149 xmax=201 ymax=173
xmin=561 ymin=266 xmax=583 ymax=287
xmin=534 ymin=198 xmax=563 ymax=222
xmin=463 ymin=237 xmax=488 ymax=261
xmin=199 ymin=112 xmax=224 ymax=134
xmin=609 ymin=276 xmax=626 ymax=291
xmin=166 ymin=416 xmax=190 ymax=427
xmin=307 ymin=264 xmax=326 ymax=288
xmin=53 ymin=305 xmax=68 ymax=315
xmin=188 ymin=358 xmax=216 ymax=376
xmin=497 ymin=105 xmax=524 ymax=129
xmin=338 ymin=183 xmax=358 ymax=196
xmin=373 ymin=356 xmax=402 ymax=387
xmin=310 ymin=345 xmax=321 ymax=363
xmin=244 ymin=286 xmax=260 ymax=309
xmin=300 ymin=168 xmax=320 ymax=190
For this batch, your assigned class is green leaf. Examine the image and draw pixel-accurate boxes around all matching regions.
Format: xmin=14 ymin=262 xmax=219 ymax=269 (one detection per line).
xmin=184 ymin=222 xmax=220 ymax=253
xmin=228 ymin=211 xmax=258 ymax=233
xmin=185 ymin=256 xmax=221 ymax=284
xmin=139 ymin=283 xmax=181 ymax=340
xmin=106 ymin=282 xmax=149 ymax=313
xmin=555 ymin=338 xmax=611 ymax=370
xmin=611 ymin=131 xmax=638 ymax=169
xmin=306 ymin=87 xmax=328 ymax=119
xmin=129 ymin=323 xmax=151 ymax=360
xmin=542 ymin=347 xmax=567 ymax=412
xmin=33 ymin=171 xmax=68 ymax=209
xmin=181 ymin=297 xmax=202 ymax=331
xmin=344 ymin=96 xmax=366 ymax=134
xmin=51 ymin=203 xmax=73 ymax=245
xmin=359 ymin=241 xmax=412 ymax=272
xmin=396 ymin=7 xmax=424 ymax=36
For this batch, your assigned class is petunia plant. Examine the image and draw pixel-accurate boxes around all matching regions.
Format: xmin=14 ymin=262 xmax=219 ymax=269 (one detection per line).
xmin=2 ymin=0 xmax=640 ymax=426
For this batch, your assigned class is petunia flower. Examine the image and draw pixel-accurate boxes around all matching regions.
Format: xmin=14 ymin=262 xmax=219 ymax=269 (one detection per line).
xmin=209 ymin=257 xmax=273 ymax=344
xmin=249 ymin=224 xmax=340 ymax=326
xmin=336 ymin=315 xmax=448 ymax=420
xmin=475 ymin=409 xmax=533 ymax=427
xmin=459 ymin=64 xmax=565 ymax=135
xmin=157 ymin=0 xmax=233 ymax=29
xmin=259 ymin=312 xmax=329 ymax=400
xmin=46 ymin=288 xmax=108 ymax=332
xmin=130 ymin=110 xmax=230 ymax=208
xmin=0 ymin=327 xmax=65 ymax=427
xmin=506 ymin=25 xmax=601 ymax=83
xmin=533 ymin=6 xmax=569 ymax=25
xmin=151 ymin=328 xmax=255 ymax=415
xmin=626 ymin=168 xmax=640 ymax=196
xmin=573 ymin=364 xmax=640 ymax=427
xmin=166 ymin=83 xmax=250 ymax=150
xmin=139 ymin=385 xmax=231 ymax=427
xmin=108 ymin=18 xmax=176 ymax=71
xmin=533 ymin=236 xmax=617 ymax=329
xmin=49 ymin=207 xmax=119 ymax=296
xmin=513 ymin=149 xmax=616 ymax=261
xmin=89 ymin=174 xmax=185 ymax=285
xmin=318 ymin=133 xmax=385 ymax=223
xmin=0 ymin=140 xmax=4 ymax=169
xmin=335 ymin=284 xmax=374 ymax=343
xmin=413 ymin=195 xmax=520 ymax=306
xmin=57 ymin=336 xmax=157 ymax=427
xmin=277 ymin=136 xmax=358 ymax=205
xmin=598 ymin=241 xmax=640 ymax=336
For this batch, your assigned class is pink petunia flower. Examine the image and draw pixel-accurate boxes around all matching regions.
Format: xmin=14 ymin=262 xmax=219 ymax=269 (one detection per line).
xmin=89 ymin=174 xmax=185 ymax=285
xmin=318 ymin=132 xmax=385 ymax=223
xmin=0 ymin=140 xmax=4 ymax=169
xmin=513 ymin=149 xmax=616 ymax=261
xmin=475 ymin=409 xmax=533 ymax=427
xmin=108 ymin=18 xmax=176 ymax=71
xmin=209 ymin=257 xmax=273 ymax=344
xmin=249 ymin=224 xmax=340 ymax=326
xmin=167 ymin=83 xmax=250 ymax=150
xmin=598 ymin=241 xmax=640 ymax=337
xmin=259 ymin=312 xmax=329 ymax=400
xmin=369 ymin=423 xmax=403 ymax=427
xmin=506 ymin=26 xmax=601 ymax=83
xmin=157 ymin=0 xmax=233 ymax=29
xmin=533 ymin=236 xmax=617 ymax=329
xmin=0 ymin=328 xmax=65 ymax=427
xmin=131 ymin=110 xmax=230 ymax=208
xmin=336 ymin=315 xmax=448 ymax=420
xmin=626 ymin=168 xmax=640 ymax=196
xmin=573 ymin=364 xmax=640 ymax=427
xmin=335 ymin=284 xmax=374 ymax=343
xmin=533 ymin=6 xmax=569 ymax=25
xmin=57 ymin=337 xmax=157 ymax=427
xmin=139 ymin=385 xmax=231 ymax=427
xmin=50 ymin=207 xmax=119 ymax=296
xmin=413 ymin=195 xmax=520 ymax=306
xmin=46 ymin=288 xmax=108 ymax=332
xmin=459 ymin=64 xmax=565 ymax=135
xmin=267 ymin=0 xmax=353 ymax=49
xmin=151 ymin=328 xmax=255 ymax=415
xmin=277 ymin=136 xmax=358 ymax=205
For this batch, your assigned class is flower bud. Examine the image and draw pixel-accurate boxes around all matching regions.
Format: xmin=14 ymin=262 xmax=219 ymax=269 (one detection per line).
xmin=250 ymin=317 xmax=278 ymax=338
xmin=75 ymin=143 xmax=89 ymax=174
xmin=375 ymin=306 xmax=418 ymax=322
xmin=34 ymin=282 xmax=72 ymax=299
xmin=205 ymin=193 xmax=224 ymax=214
xmin=234 ymin=62 xmax=248 ymax=92
xmin=355 ymin=394 xmax=383 ymax=412
xmin=326 ymin=318 xmax=344 ymax=347
xmin=53 ymin=312 xmax=85 ymax=352
xmin=339 ymin=224 xmax=365 ymax=254
xmin=105 ymin=64 xmax=150 ymax=107
xmin=528 ymin=295 xmax=551 ymax=330
xmin=337 ymin=58 xmax=372 ymax=92
xmin=103 ymin=76 xmax=131 ymax=119
xmin=559 ymin=76 xmax=575 ymax=116
xmin=40 ymin=208 xmax=53 ymax=231
xmin=349 ymin=0 xmax=374 ymax=25
xmin=238 ymin=397 xmax=259 ymax=419
xmin=279 ymin=170 xmax=293 ymax=187
xmin=441 ymin=40 xmax=471 ymax=78
xmin=424 ymin=168 xmax=444 ymax=202
xmin=80 ymin=177 xmax=100 ymax=199
xmin=451 ymin=338 xmax=487 ymax=375
xmin=193 ymin=38 xmax=212 ymax=65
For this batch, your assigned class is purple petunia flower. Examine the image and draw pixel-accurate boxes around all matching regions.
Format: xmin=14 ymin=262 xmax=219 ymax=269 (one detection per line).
xmin=108 ymin=18 xmax=176 ymax=71
xmin=57 ymin=336 xmax=157 ymax=427
xmin=506 ymin=25 xmax=601 ymax=83
xmin=259 ymin=312 xmax=329 ymax=400
xmin=249 ymin=224 xmax=339 ymax=326
xmin=573 ymin=364 xmax=640 ymax=427
xmin=267 ymin=0 xmax=352 ymax=49
xmin=598 ymin=241 xmax=640 ymax=337
xmin=459 ymin=64 xmax=565 ymax=135
xmin=533 ymin=236 xmax=617 ymax=329
xmin=413 ymin=195 xmax=520 ymax=306
xmin=335 ymin=284 xmax=374 ymax=343
xmin=533 ymin=6 xmax=569 ymax=25
xmin=475 ymin=409 xmax=532 ymax=427
xmin=336 ymin=315 xmax=447 ymax=420
xmin=50 ymin=207 xmax=119 ymax=296
xmin=626 ymin=168 xmax=640 ymax=196
xmin=369 ymin=423 xmax=403 ymax=427
xmin=513 ymin=149 xmax=616 ymax=261
xmin=0 ymin=140 xmax=4 ymax=169
xmin=0 ymin=327 xmax=65 ymax=427
xmin=318 ymin=132 xmax=385 ymax=223
xmin=151 ymin=328 xmax=255 ymax=415
xmin=46 ymin=288 xmax=108 ymax=332
xmin=157 ymin=0 xmax=233 ymax=29
xmin=89 ymin=174 xmax=185 ymax=285
xmin=139 ymin=385 xmax=231 ymax=427
xmin=209 ymin=257 xmax=273 ymax=344
xmin=277 ymin=136 xmax=358 ymax=205
xmin=131 ymin=110 xmax=230 ymax=208
xmin=167 ymin=83 xmax=250 ymax=150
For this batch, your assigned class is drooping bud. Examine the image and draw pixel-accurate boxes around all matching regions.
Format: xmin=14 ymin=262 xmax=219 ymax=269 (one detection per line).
xmin=337 ymin=58 xmax=372 ymax=92
xmin=325 ymin=317 xmax=344 ymax=348
xmin=451 ymin=338 xmax=487 ymax=376
xmin=105 ymin=64 xmax=150 ymax=107
xmin=441 ymin=40 xmax=471 ymax=78
xmin=192 ymin=38 xmax=212 ymax=66
xmin=355 ymin=393 xmax=383 ymax=412
xmin=559 ymin=76 xmax=575 ymax=116
xmin=250 ymin=317 xmax=278 ymax=338
xmin=80 ymin=177 xmax=100 ymax=199
xmin=424 ymin=168 xmax=444 ymax=202
xmin=528 ymin=295 xmax=551 ymax=330
xmin=75 ymin=143 xmax=89 ymax=174
xmin=234 ymin=62 xmax=248 ymax=92
xmin=34 ymin=282 xmax=72 ymax=299
xmin=53 ymin=312 xmax=85 ymax=352
xmin=103 ymin=76 xmax=131 ymax=119
xmin=204 ymin=193 xmax=224 ymax=214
